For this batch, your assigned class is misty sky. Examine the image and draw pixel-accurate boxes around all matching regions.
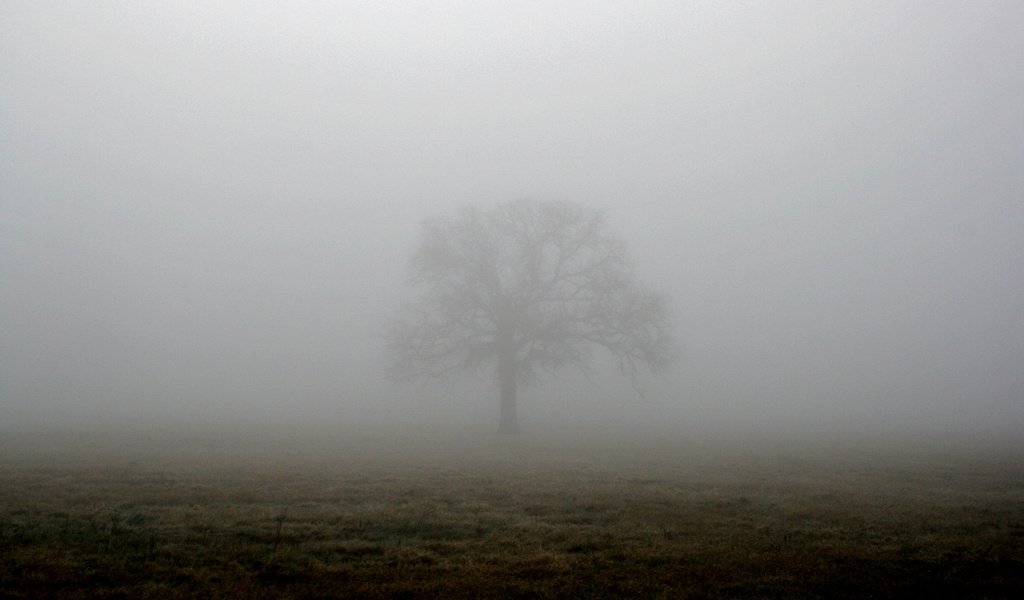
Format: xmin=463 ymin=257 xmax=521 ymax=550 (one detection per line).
xmin=2 ymin=1 xmax=1022 ymax=433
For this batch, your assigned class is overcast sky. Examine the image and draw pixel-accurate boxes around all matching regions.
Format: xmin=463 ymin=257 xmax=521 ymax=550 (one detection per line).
xmin=2 ymin=1 xmax=1022 ymax=435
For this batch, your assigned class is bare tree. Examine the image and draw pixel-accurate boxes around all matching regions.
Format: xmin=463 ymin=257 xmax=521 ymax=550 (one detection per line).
xmin=387 ymin=200 xmax=673 ymax=432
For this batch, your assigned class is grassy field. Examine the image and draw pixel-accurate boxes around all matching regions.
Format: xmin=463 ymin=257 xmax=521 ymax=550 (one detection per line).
xmin=1 ymin=427 xmax=1022 ymax=598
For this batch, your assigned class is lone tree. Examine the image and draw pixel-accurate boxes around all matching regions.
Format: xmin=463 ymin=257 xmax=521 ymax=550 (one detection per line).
xmin=387 ymin=199 xmax=672 ymax=433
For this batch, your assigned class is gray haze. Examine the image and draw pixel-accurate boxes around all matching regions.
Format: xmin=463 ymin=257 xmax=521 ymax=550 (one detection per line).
xmin=2 ymin=1 xmax=1022 ymax=436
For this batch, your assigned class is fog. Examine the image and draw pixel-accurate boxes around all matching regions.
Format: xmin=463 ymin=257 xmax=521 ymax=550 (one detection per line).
xmin=2 ymin=1 xmax=1022 ymax=439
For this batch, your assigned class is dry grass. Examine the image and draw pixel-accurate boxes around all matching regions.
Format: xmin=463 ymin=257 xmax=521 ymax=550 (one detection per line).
xmin=1 ymin=428 xmax=1022 ymax=598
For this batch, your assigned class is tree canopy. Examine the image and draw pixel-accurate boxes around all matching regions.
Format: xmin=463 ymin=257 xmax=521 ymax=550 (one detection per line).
xmin=387 ymin=199 xmax=672 ymax=432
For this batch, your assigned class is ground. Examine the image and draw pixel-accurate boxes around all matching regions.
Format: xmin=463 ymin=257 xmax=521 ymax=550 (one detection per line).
xmin=1 ymin=427 xmax=1022 ymax=598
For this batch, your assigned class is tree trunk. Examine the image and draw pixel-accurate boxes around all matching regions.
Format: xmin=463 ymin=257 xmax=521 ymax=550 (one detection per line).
xmin=497 ymin=343 xmax=518 ymax=434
